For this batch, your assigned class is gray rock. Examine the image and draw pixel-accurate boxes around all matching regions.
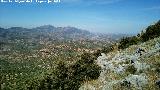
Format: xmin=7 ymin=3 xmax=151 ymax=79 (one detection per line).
xmin=156 ymin=80 xmax=160 ymax=88
xmin=136 ymin=48 xmax=145 ymax=56
xmin=155 ymin=42 xmax=160 ymax=49
xmin=123 ymin=74 xmax=148 ymax=89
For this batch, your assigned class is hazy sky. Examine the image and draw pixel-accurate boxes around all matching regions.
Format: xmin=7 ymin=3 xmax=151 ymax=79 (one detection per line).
xmin=0 ymin=0 xmax=160 ymax=34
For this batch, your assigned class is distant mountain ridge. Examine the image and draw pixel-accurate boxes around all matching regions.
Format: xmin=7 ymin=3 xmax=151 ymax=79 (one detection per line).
xmin=0 ymin=25 xmax=126 ymax=41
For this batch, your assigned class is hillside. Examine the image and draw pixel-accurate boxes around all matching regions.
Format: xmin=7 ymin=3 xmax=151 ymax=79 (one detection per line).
xmin=0 ymin=25 xmax=125 ymax=41
xmin=1 ymin=22 xmax=160 ymax=90
xmin=0 ymin=26 xmax=124 ymax=56
xmin=80 ymin=36 xmax=160 ymax=90
xmin=0 ymin=25 xmax=124 ymax=89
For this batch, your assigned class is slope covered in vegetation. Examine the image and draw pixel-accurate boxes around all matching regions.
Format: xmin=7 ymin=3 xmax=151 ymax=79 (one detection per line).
xmin=80 ymin=21 xmax=160 ymax=90
xmin=118 ymin=20 xmax=160 ymax=49
xmin=1 ymin=21 xmax=160 ymax=90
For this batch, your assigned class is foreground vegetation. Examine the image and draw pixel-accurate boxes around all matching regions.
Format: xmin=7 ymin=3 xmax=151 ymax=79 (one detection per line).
xmin=79 ymin=20 xmax=160 ymax=90
xmin=28 ymin=53 xmax=101 ymax=90
xmin=118 ymin=20 xmax=160 ymax=49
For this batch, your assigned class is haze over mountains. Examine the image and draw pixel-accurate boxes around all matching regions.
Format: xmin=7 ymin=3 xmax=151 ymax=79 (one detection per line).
xmin=0 ymin=25 xmax=127 ymax=42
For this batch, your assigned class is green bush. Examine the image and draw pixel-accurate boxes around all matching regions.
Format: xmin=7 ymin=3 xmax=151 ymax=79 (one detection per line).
xmin=155 ymin=62 xmax=160 ymax=73
xmin=93 ymin=49 xmax=102 ymax=58
xmin=140 ymin=20 xmax=160 ymax=42
xmin=92 ymin=45 xmax=114 ymax=57
xmin=72 ymin=53 xmax=101 ymax=81
xmin=101 ymin=45 xmax=114 ymax=54
xmin=125 ymin=65 xmax=137 ymax=74
xmin=28 ymin=53 xmax=101 ymax=90
xmin=118 ymin=36 xmax=139 ymax=49
xmin=118 ymin=20 xmax=160 ymax=50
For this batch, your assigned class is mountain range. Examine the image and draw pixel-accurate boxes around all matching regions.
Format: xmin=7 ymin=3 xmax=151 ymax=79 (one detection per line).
xmin=0 ymin=25 xmax=127 ymax=42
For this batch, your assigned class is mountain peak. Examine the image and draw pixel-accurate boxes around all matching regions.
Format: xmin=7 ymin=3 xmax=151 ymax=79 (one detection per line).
xmin=35 ymin=25 xmax=55 ymax=30
xmin=9 ymin=27 xmax=27 ymax=30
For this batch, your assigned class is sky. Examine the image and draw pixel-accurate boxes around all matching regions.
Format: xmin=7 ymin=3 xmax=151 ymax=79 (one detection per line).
xmin=0 ymin=0 xmax=160 ymax=34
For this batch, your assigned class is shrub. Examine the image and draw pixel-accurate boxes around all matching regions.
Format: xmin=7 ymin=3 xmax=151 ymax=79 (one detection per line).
xmin=140 ymin=20 xmax=160 ymax=42
xmin=28 ymin=53 xmax=101 ymax=90
xmin=101 ymin=45 xmax=114 ymax=53
xmin=93 ymin=49 xmax=101 ymax=58
xmin=155 ymin=62 xmax=160 ymax=73
xmin=92 ymin=45 xmax=114 ymax=57
xmin=125 ymin=65 xmax=137 ymax=74
xmin=73 ymin=53 xmax=101 ymax=81
xmin=118 ymin=36 xmax=139 ymax=49
xmin=118 ymin=20 xmax=160 ymax=50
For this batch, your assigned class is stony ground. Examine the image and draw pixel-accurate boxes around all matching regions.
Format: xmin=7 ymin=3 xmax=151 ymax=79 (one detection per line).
xmin=79 ymin=37 xmax=160 ymax=90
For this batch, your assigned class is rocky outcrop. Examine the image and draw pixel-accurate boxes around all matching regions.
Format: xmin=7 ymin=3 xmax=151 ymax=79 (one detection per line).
xmin=80 ymin=37 xmax=160 ymax=90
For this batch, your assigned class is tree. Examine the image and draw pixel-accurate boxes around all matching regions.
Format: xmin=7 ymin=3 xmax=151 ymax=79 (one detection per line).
xmin=140 ymin=20 xmax=160 ymax=42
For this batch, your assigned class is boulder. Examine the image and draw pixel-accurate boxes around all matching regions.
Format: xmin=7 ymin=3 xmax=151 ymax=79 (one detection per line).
xmin=123 ymin=74 xmax=148 ymax=89
xmin=155 ymin=42 xmax=160 ymax=49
